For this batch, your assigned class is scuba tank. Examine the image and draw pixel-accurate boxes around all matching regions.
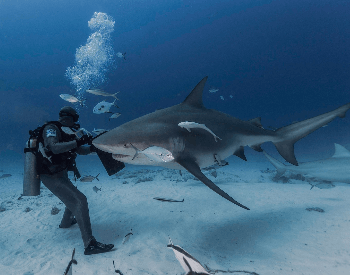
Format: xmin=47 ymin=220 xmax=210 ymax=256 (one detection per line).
xmin=23 ymin=137 xmax=41 ymax=196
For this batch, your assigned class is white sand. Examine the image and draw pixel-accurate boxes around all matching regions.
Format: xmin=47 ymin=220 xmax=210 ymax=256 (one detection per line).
xmin=0 ymin=152 xmax=349 ymax=275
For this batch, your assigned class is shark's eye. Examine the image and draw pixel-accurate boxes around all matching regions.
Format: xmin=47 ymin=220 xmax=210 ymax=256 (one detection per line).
xmin=123 ymin=144 xmax=127 ymax=148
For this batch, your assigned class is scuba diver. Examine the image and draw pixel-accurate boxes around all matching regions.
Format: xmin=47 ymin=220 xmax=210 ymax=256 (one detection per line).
xmin=35 ymin=106 xmax=114 ymax=255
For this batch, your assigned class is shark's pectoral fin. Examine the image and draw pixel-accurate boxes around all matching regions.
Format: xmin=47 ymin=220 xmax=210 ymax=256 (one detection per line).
xmin=176 ymin=158 xmax=250 ymax=210
xmin=234 ymin=146 xmax=247 ymax=161
xmin=250 ymin=144 xmax=263 ymax=152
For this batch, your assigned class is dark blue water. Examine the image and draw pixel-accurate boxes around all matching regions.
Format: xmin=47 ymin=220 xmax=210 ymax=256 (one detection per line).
xmin=0 ymin=0 xmax=349 ymax=161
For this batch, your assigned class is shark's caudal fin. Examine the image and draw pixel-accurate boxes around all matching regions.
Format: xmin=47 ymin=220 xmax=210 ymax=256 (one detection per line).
xmin=176 ymin=157 xmax=250 ymax=210
xmin=274 ymin=103 xmax=350 ymax=165
xmin=263 ymin=151 xmax=286 ymax=177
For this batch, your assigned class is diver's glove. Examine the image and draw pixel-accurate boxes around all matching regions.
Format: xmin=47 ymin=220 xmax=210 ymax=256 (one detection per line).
xmin=89 ymin=144 xmax=98 ymax=152
xmin=76 ymin=134 xmax=93 ymax=147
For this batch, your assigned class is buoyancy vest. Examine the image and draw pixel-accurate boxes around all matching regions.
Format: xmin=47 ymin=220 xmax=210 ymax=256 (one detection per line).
xmin=25 ymin=121 xmax=81 ymax=176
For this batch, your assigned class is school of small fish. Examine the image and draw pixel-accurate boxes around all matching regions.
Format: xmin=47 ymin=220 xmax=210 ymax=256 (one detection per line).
xmin=59 ymin=88 xmax=121 ymax=121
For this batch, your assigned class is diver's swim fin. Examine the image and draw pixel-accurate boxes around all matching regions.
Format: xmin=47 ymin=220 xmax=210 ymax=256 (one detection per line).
xmin=95 ymin=146 xmax=125 ymax=176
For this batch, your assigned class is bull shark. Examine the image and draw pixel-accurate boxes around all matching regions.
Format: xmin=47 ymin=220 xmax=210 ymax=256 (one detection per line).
xmin=93 ymin=76 xmax=350 ymax=210
xmin=263 ymin=143 xmax=350 ymax=183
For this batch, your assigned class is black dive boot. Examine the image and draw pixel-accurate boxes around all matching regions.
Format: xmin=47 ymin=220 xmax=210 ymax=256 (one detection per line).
xmin=84 ymin=238 xmax=114 ymax=255
xmin=59 ymin=218 xmax=77 ymax=228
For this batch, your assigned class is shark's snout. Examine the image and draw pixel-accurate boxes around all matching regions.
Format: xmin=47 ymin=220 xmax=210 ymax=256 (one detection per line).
xmin=92 ymin=134 xmax=118 ymax=154
xmin=92 ymin=133 xmax=136 ymax=158
xmin=92 ymin=139 xmax=112 ymax=153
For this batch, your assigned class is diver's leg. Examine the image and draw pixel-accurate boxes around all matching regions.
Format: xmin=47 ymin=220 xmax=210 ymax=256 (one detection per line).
xmin=40 ymin=170 xmax=93 ymax=247
xmin=41 ymin=170 xmax=114 ymax=254
xmin=59 ymin=207 xmax=77 ymax=228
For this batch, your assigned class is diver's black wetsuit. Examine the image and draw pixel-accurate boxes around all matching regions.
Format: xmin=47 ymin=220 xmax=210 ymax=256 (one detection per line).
xmin=39 ymin=123 xmax=93 ymax=247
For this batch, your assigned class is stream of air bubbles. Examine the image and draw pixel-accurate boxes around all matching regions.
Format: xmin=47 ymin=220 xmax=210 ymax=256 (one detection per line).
xmin=65 ymin=12 xmax=115 ymax=102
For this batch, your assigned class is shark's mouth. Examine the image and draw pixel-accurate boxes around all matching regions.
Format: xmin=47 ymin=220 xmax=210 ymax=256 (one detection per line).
xmin=112 ymin=154 xmax=130 ymax=159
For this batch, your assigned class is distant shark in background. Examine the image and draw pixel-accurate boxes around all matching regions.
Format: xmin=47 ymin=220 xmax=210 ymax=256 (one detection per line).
xmin=93 ymin=76 xmax=350 ymax=210
xmin=263 ymin=143 xmax=350 ymax=184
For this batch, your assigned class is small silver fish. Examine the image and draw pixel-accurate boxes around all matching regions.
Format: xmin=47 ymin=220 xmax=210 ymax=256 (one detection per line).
xmin=109 ymin=113 xmax=121 ymax=120
xmin=59 ymin=94 xmax=84 ymax=106
xmin=63 ymin=248 xmax=77 ymax=275
xmin=122 ymin=230 xmax=133 ymax=244
xmin=210 ymin=170 xmax=217 ymax=178
xmin=0 ymin=174 xmax=12 ymax=179
xmin=209 ymin=88 xmax=219 ymax=93
xmin=116 ymin=52 xmax=126 ymax=60
xmin=309 ymin=182 xmax=335 ymax=190
xmin=167 ymin=239 xmax=209 ymax=275
xmin=130 ymin=144 xmax=175 ymax=163
xmin=93 ymin=99 xmax=118 ymax=114
xmin=113 ymin=261 xmax=124 ymax=275
xmin=92 ymin=128 xmax=108 ymax=135
xmin=153 ymin=197 xmax=184 ymax=202
xmin=79 ymin=173 xmax=100 ymax=182
xmin=306 ymin=207 xmax=325 ymax=212
xmin=92 ymin=186 xmax=101 ymax=193
xmin=86 ymin=89 xmax=120 ymax=100
xmin=220 ymin=96 xmax=224 ymax=100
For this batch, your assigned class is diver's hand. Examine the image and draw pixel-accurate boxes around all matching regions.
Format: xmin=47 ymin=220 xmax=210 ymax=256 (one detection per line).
xmin=76 ymin=134 xmax=93 ymax=147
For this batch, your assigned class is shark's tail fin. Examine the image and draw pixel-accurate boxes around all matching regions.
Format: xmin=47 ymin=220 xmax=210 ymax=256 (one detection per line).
xmin=263 ymin=151 xmax=286 ymax=177
xmin=112 ymin=98 xmax=119 ymax=108
xmin=113 ymin=92 xmax=120 ymax=100
xmin=273 ymin=102 xmax=350 ymax=165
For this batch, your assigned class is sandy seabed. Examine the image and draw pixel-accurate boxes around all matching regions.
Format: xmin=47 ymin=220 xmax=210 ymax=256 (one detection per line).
xmin=0 ymin=153 xmax=349 ymax=275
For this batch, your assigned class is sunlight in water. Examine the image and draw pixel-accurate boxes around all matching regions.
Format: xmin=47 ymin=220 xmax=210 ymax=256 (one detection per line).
xmin=65 ymin=12 xmax=115 ymax=102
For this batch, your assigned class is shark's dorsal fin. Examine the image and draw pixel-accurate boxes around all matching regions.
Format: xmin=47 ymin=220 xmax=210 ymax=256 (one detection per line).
xmin=248 ymin=117 xmax=263 ymax=129
xmin=182 ymin=76 xmax=208 ymax=108
xmin=332 ymin=143 xmax=350 ymax=158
